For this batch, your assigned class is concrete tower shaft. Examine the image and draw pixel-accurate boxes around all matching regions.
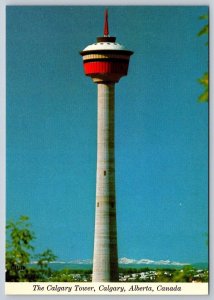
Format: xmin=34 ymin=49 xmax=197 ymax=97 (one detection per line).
xmin=93 ymin=83 xmax=118 ymax=282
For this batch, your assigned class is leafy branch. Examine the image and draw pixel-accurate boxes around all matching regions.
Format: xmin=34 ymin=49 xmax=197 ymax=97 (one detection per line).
xmin=197 ymin=14 xmax=208 ymax=102
xmin=6 ymin=215 xmax=57 ymax=282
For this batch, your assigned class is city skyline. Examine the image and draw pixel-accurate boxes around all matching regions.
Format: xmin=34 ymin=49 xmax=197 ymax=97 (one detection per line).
xmin=6 ymin=6 xmax=208 ymax=264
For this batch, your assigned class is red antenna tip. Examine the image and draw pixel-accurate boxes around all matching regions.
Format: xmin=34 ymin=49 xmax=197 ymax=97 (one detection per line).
xmin=104 ymin=9 xmax=109 ymax=36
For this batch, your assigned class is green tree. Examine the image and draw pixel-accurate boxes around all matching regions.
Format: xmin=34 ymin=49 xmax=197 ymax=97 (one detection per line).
xmin=35 ymin=249 xmax=57 ymax=281
xmin=6 ymin=215 xmax=57 ymax=282
xmin=198 ymin=14 xmax=208 ymax=102
xmin=172 ymin=266 xmax=195 ymax=282
xmin=6 ymin=215 xmax=35 ymax=281
xmin=36 ymin=249 xmax=57 ymax=270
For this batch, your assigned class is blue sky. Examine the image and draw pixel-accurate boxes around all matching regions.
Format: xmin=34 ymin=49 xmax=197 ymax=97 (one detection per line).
xmin=6 ymin=6 xmax=208 ymax=263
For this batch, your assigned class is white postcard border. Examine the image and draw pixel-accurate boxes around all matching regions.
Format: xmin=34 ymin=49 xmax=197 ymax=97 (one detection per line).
xmin=1 ymin=0 xmax=213 ymax=299
xmin=5 ymin=282 xmax=209 ymax=295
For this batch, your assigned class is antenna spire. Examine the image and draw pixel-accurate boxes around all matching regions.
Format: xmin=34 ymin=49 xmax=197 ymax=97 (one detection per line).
xmin=104 ymin=9 xmax=109 ymax=36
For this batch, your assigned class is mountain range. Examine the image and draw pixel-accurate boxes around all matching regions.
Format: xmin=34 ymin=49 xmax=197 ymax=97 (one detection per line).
xmin=50 ymin=257 xmax=190 ymax=266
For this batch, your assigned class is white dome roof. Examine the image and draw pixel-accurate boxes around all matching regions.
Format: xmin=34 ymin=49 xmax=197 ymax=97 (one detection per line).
xmin=83 ymin=41 xmax=128 ymax=52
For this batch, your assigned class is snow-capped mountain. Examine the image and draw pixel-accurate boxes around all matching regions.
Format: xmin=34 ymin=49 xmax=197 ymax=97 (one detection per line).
xmin=68 ymin=259 xmax=93 ymax=265
xmin=65 ymin=257 xmax=189 ymax=266
xmin=118 ymin=257 xmax=189 ymax=266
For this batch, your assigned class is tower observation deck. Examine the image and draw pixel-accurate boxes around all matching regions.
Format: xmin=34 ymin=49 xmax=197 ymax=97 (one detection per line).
xmin=80 ymin=10 xmax=133 ymax=282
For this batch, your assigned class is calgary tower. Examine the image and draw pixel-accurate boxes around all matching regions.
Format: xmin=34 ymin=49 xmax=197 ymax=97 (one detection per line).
xmin=80 ymin=10 xmax=133 ymax=282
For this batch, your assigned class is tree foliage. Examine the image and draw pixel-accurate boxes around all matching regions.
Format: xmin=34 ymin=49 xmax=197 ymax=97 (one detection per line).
xmin=197 ymin=15 xmax=208 ymax=39
xmin=6 ymin=216 xmax=35 ymax=281
xmin=198 ymin=14 xmax=208 ymax=102
xmin=36 ymin=249 xmax=57 ymax=270
xmin=6 ymin=215 xmax=57 ymax=282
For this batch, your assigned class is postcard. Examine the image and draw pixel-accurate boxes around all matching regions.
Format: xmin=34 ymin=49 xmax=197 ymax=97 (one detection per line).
xmin=5 ymin=5 xmax=208 ymax=295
